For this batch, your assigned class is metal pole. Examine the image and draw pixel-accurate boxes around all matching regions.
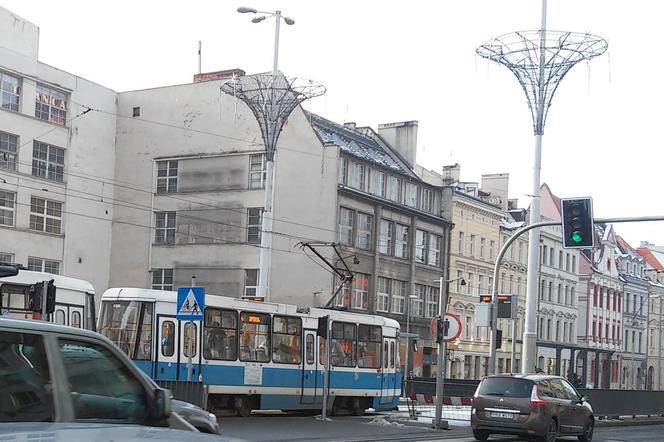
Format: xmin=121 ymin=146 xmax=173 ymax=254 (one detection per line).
xmin=434 ymin=276 xmax=447 ymax=429
xmin=511 ymin=317 xmax=517 ymax=372
xmin=40 ymin=279 xmax=48 ymax=321
xmin=257 ymin=11 xmax=282 ymax=302
xmin=522 ymin=0 xmax=548 ymax=378
xmin=197 ymin=40 xmax=202 ymax=74
xmin=187 ymin=276 xmax=196 ymax=382
xmin=490 ymin=221 xmax=559 ymax=374
xmin=322 ymin=315 xmax=330 ymax=420
xmin=659 ymin=295 xmax=662 ymax=389
xmin=405 ymin=297 xmax=411 ymax=384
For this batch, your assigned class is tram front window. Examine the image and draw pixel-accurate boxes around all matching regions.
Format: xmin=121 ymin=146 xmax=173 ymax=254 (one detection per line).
xmin=99 ymin=301 xmax=153 ymax=359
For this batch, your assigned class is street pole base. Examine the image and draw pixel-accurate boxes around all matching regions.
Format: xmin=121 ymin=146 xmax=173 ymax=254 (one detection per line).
xmin=432 ymin=420 xmax=449 ymax=430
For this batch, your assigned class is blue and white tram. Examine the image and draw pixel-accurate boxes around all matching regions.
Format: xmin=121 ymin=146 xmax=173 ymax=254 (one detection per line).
xmin=99 ymin=287 xmax=402 ymax=415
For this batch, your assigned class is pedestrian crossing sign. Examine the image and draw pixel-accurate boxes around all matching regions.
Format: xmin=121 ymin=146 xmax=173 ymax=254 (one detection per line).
xmin=176 ymin=287 xmax=205 ymax=321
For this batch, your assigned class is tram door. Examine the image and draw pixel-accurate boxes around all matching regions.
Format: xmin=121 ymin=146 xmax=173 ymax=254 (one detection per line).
xmin=301 ymin=330 xmax=320 ymax=405
xmin=155 ymin=316 xmax=178 ymax=380
xmin=380 ymin=337 xmax=397 ymax=405
xmin=178 ymin=320 xmax=201 ymax=381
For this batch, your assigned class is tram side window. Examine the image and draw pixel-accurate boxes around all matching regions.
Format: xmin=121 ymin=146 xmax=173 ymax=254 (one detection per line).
xmin=319 ymin=336 xmax=326 ymax=366
xmin=306 ymin=334 xmax=315 ymax=364
xmin=161 ymin=321 xmax=175 ymax=357
xmin=390 ymin=341 xmax=395 ymax=368
xmin=71 ymin=311 xmax=81 ymax=328
xmin=358 ymin=325 xmax=381 ymax=369
xmin=331 ymin=322 xmax=356 ymax=367
xmin=383 ymin=341 xmax=389 ymax=369
xmin=135 ymin=303 xmax=153 ymax=360
xmin=239 ymin=312 xmax=270 ymax=362
xmin=204 ymin=308 xmax=238 ymax=361
xmin=183 ymin=322 xmax=197 ymax=358
xmin=272 ymin=315 xmax=301 ymax=364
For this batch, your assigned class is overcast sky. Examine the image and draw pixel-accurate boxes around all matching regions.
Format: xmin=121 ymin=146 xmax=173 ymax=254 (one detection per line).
xmin=3 ymin=0 xmax=662 ymax=247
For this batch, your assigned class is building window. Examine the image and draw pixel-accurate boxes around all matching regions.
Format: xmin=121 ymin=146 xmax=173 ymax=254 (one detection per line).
xmin=387 ymin=176 xmax=402 ymax=202
xmin=428 ymin=233 xmax=441 ymax=267
xmin=369 ymin=169 xmax=385 ymax=197
xmin=550 ymin=248 xmax=555 ymax=267
xmin=566 ymin=253 xmax=570 ymax=271
xmin=427 ymin=286 xmax=439 ymax=318
xmin=338 ymin=157 xmax=348 ymax=185
xmin=518 ymin=242 xmax=524 ymax=263
xmin=415 ymin=229 xmax=427 ymax=263
xmin=378 ymin=219 xmax=393 ymax=255
xmin=405 ymin=182 xmax=418 ymax=207
xmin=391 ymin=280 xmax=406 ymax=314
xmin=356 ymin=213 xmax=373 ymax=250
xmin=132 ymin=106 xmax=140 ymax=117
xmin=456 ymin=270 xmax=464 ymax=293
xmin=27 ymin=257 xmax=60 ymax=274
xmin=480 ymin=238 xmax=486 ymax=260
xmin=30 ymin=196 xmax=62 ymax=234
xmin=558 ymin=250 xmax=563 ymax=270
xmin=377 ymin=277 xmax=391 ymax=313
xmin=350 ymin=273 xmax=369 ymax=310
xmin=419 ymin=188 xmax=434 ymax=213
xmin=156 ymin=160 xmax=178 ymax=193
xmin=1 ymin=72 xmax=20 ymax=112
xmin=458 ymin=232 xmax=464 ymax=255
xmin=0 ymin=131 xmax=18 ymax=171
xmin=152 ymin=269 xmax=174 ymax=291
xmin=572 ymin=255 xmax=576 ymax=273
xmin=410 ymin=284 xmax=424 ymax=317
xmin=0 ymin=190 xmax=15 ymax=227
xmin=469 ymin=235 xmax=476 ymax=257
xmin=489 ymin=240 xmax=495 ymax=260
xmin=0 ymin=252 xmax=14 ymax=263
xmin=35 ymin=83 xmax=67 ymax=125
xmin=349 ymin=162 xmax=366 ymax=190
xmin=249 ymin=154 xmax=266 ymax=189
xmin=394 ymin=224 xmax=409 ymax=259
xmin=247 ymin=208 xmax=262 ymax=244
xmin=155 ymin=211 xmax=176 ymax=244
xmin=541 ymin=245 xmax=547 ymax=265
xmin=32 ymin=141 xmax=64 ymax=182
xmin=244 ymin=269 xmax=259 ymax=297
xmin=338 ymin=207 xmax=354 ymax=246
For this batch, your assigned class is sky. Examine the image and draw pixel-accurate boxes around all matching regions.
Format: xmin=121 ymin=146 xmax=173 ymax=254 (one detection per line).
xmin=2 ymin=0 xmax=663 ymax=247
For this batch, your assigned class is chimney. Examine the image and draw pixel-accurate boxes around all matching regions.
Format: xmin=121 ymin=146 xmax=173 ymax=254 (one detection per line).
xmin=377 ymin=121 xmax=418 ymax=168
xmin=194 ymin=68 xmax=246 ymax=83
xmin=481 ymin=173 xmax=509 ymax=211
xmin=343 ymin=122 xmax=356 ymax=129
xmin=442 ymin=164 xmax=460 ymax=185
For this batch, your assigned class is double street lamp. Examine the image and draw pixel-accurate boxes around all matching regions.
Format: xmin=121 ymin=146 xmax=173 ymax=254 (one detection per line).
xmin=237 ymin=6 xmax=295 ymax=76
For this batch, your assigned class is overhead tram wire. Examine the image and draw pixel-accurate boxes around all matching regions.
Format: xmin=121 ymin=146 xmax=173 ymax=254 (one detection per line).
xmin=4 ymin=197 xmax=300 ymax=256
xmin=17 ymin=101 xmax=343 ymax=238
xmin=0 ymin=176 xmax=333 ymax=245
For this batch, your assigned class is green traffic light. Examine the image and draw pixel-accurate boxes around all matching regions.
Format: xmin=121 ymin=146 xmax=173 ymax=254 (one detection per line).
xmin=571 ymin=232 xmax=583 ymax=243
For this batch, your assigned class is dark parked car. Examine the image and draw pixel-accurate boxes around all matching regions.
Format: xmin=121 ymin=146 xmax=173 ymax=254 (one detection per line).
xmin=471 ymin=374 xmax=594 ymax=442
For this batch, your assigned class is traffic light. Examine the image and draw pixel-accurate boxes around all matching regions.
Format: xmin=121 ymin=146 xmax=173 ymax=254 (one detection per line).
xmin=561 ymin=197 xmax=594 ymax=249
xmin=45 ymin=280 xmax=56 ymax=314
xmin=29 ymin=282 xmax=44 ymax=312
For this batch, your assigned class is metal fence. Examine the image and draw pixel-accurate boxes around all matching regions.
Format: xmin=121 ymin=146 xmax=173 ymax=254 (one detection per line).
xmin=405 ymin=378 xmax=664 ymax=420
xmin=156 ymin=380 xmax=208 ymax=409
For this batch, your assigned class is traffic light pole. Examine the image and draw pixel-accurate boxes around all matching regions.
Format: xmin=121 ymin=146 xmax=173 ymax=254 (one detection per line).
xmin=40 ymin=279 xmax=49 ymax=320
xmin=489 ymin=215 xmax=664 ymax=375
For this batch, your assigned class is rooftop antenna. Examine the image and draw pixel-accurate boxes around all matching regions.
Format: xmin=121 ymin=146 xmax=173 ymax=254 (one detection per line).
xmin=476 ymin=0 xmax=607 ymax=378
xmin=198 ymin=41 xmax=202 ymax=74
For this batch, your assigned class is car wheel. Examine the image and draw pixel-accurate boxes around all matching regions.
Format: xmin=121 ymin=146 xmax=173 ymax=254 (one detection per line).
xmin=578 ymin=418 xmax=594 ymax=442
xmin=539 ymin=419 xmax=558 ymax=442
xmin=472 ymin=429 xmax=490 ymax=441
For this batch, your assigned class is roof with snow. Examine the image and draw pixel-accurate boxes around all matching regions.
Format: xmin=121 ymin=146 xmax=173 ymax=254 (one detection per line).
xmin=637 ymin=247 xmax=664 ymax=271
xmin=308 ymin=113 xmax=418 ymax=180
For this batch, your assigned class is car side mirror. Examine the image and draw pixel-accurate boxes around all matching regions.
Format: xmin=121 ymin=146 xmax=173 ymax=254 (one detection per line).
xmin=153 ymin=387 xmax=172 ymax=419
xmin=0 ymin=263 xmax=18 ymax=278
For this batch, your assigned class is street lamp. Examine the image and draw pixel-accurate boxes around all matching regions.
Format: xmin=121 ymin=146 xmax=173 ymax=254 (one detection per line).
xmin=237 ymin=6 xmax=295 ymax=76
xmin=236 ymin=6 xmax=295 ymax=301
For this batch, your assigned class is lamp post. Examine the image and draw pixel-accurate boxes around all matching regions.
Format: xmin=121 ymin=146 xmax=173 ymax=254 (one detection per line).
xmin=434 ymin=276 xmax=465 ymax=430
xmin=236 ymin=6 xmax=295 ymax=301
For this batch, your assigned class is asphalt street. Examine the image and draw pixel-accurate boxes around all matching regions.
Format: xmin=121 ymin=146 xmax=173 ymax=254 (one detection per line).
xmin=218 ymin=413 xmax=664 ymax=442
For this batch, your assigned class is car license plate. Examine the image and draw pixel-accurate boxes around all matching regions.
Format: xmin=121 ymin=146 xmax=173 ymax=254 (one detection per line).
xmin=490 ymin=412 xmax=514 ymax=419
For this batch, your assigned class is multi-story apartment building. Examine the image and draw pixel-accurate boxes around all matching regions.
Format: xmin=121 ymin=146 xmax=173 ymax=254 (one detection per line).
xmin=577 ymin=224 xmax=623 ymax=388
xmin=616 ymin=236 xmax=650 ymax=389
xmin=0 ymin=7 xmax=117 ymax=298
xmin=445 ymin=166 xmax=507 ymax=379
xmin=309 ymin=115 xmax=452 ymax=377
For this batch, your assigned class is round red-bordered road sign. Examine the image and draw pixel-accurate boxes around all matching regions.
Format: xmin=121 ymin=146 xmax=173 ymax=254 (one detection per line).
xmin=443 ymin=312 xmax=462 ymax=343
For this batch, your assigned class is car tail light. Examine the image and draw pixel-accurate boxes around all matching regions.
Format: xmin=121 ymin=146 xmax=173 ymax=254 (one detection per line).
xmin=530 ymin=384 xmax=546 ymax=407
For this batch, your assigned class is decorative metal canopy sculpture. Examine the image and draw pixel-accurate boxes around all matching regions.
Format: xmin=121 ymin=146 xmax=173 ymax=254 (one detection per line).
xmin=477 ymin=30 xmax=608 ymax=135
xmin=221 ymin=72 xmax=326 ymax=160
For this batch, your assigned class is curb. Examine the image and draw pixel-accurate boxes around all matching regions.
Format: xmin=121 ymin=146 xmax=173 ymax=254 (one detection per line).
xmin=596 ymin=418 xmax=664 ymax=427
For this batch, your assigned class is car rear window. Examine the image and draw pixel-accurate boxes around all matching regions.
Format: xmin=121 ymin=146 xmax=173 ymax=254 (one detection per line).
xmin=478 ymin=377 xmax=533 ymax=398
